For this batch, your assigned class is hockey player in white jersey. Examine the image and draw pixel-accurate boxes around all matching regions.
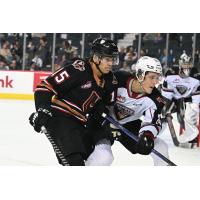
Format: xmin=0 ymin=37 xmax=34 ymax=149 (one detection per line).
xmin=161 ymin=53 xmax=200 ymax=145
xmin=86 ymin=56 xmax=170 ymax=166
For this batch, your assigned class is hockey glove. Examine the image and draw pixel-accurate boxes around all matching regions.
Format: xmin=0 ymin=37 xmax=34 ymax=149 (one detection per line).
xmin=29 ymin=106 xmax=53 ymax=133
xmin=136 ymin=131 xmax=154 ymax=155
xmin=86 ymin=101 xmax=108 ymax=129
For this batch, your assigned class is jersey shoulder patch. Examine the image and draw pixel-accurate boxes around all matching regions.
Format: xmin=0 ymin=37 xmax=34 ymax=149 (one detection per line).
xmin=72 ymin=59 xmax=85 ymax=71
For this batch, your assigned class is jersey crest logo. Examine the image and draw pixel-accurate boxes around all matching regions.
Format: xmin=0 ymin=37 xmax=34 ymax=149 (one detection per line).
xmin=72 ymin=60 xmax=85 ymax=71
xmin=176 ymin=85 xmax=188 ymax=95
xmin=81 ymin=81 xmax=92 ymax=89
xmin=114 ymin=103 xmax=135 ymax=120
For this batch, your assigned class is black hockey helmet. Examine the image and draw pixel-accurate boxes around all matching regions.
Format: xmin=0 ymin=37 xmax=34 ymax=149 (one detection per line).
xmin=91 ymin=38 xmax=119 ymax=59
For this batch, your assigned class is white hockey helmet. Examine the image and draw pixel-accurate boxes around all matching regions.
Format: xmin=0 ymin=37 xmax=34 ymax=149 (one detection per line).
xmin=179 ymin=53 xmax=192 ymax=77
xmin=135 ymin=56 xmax=162 ymax=81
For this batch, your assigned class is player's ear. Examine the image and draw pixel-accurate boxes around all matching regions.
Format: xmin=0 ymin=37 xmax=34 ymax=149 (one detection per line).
xmin=93 ymin=54 xmax=100 ymax=64
xmin=137 ymin=75 xmax=144 ymax=82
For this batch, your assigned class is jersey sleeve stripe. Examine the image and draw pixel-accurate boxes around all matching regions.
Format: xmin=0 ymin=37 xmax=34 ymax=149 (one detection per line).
xmin=52 ymin=97 xmax=87 ymax=122
xmin=51 ymin=105 xmax=86 ymax=122
xmin=63 ymin=99 xmax=82 ymax=111
xmin=35 ymin=88 xmax=52 ymax=92
xmin=38 ymin=81 xmax=58 ymax=95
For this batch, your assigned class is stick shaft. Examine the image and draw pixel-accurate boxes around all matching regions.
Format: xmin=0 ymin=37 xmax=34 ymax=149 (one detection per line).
xmin=103 ymin=114 xmax=177 ymax=166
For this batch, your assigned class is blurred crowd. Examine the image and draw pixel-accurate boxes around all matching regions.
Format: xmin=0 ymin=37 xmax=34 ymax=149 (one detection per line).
xmin=0 ymin=33 xmax=79 ymax=71
xmin=0 ymin=33 xmax=200 ymax=75
xmin=116 ymin=33 xmax=200 ymax=75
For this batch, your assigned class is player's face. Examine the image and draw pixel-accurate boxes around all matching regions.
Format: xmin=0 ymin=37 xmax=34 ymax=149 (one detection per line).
xmin=99 ymin=57 xmax=115 ymax=74
xmin=142 ymin=72 xmax=160 ymax=94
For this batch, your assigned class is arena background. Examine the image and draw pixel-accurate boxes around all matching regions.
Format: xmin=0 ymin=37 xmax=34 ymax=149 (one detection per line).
xmin=1 ymin=33 xmax=200 ymax=99
xmin=1 ymin=33 xmax=200 ymax=72
xmin=1 ymin=0 xmax=200 ymax=198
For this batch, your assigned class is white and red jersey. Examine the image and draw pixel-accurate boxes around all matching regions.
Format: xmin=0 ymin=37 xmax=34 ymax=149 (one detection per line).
xmin=110 ymin=71 xmax=165 ymax=137
xmin=162 ymin=75 xmax=200 ymax=104
xmin=162 ymin=74 xmax=200 ymax=143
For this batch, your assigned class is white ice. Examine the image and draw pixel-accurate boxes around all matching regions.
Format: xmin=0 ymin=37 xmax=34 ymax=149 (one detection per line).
xmin=1 ymin=99 xmax=200 ymax=166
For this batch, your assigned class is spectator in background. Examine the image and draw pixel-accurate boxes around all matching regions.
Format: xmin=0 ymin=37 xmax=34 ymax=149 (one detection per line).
xmin=118 ymin=46 xmax=126 ymax=68
xmin=26 ymin=40 xmax=36 ymax=68
xmin=142 ymin=33 xmax=163 ymax=44
xmin=143 ymin=33 xmax=156 ymax=41
xmin=30 ymin=54 xmax=43 ymax=71
xmin=10 ymin=40 xmax=23 ymax=65
xmin=124 ymin=51 xmax=136 ymax=68
xmin=57 ymin=40 xmax=77 ymax=62
xmin=0 ymin=55 xmax=9 ymax=70
xmin=154 ymin=33 xmax=163 ymax=44
xmin=159 ymin=48 xmax=174 ymax=67
xmin=140 ymin=48 xmax=146 ymax=57
xmin=0 ymin=34 xmax=6 ymax=47
xmin=0 ymin=40 xmax=12 ymax=63
xmin=72 ymin=48 xmax=79 ymax=58
xmin=53 ymin=59 xmax=61 ymax=71
xmin=119 ymin=60 xmax=131 ymax=72
xmin=35 ymin=36 xmax=50 ymax=68
xmin=9 ymin=59 xmax=20 ymax=70
xmin=60 ymin=54 xmax=67 ymax=65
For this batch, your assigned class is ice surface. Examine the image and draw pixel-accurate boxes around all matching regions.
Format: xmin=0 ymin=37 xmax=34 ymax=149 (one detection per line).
xmin=1 ymin=99 xmax=200 ymax=166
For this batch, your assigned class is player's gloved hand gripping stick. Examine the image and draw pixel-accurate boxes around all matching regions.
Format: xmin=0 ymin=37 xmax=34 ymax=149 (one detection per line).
xmin=102 ymin=113 xmax=177 ymax=166
xmin=29 ymin=111 xmax=69 ymax=166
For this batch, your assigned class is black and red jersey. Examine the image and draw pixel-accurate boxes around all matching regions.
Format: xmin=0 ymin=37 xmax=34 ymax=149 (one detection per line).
xmin=34 ymin=58 xmax=118 ymax=122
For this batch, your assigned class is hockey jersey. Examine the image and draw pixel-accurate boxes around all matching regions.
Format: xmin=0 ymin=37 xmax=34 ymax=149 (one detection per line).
xmin=110 ymin=71 xmax=165 ymax=137
xmin=162 ymin=75 xmax=200 ymax=104
xmin=34 ymin=58 xmax=118 ymax=122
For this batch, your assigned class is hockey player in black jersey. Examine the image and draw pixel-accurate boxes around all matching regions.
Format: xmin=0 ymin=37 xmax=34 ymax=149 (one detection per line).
xmin=29 ymin=38 xmax=119 ymax=166
xmin=86 ymin=56 xmax=170 ymax=166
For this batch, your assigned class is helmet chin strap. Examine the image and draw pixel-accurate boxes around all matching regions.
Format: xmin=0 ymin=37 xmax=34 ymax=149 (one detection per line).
xmin=96 ymin=61 xmax=104 ymax=75
xmin=138 ymin=81 xmax=144 ymax=94
xmin=92 ymin=56 xmax=105 ymax=76
xmin=138 ymin=76 xmax=145 ymax=94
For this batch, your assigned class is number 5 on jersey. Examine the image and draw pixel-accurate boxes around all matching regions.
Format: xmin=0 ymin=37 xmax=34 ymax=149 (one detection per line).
xmin=55 ymin=71 xmax=70 ymax=84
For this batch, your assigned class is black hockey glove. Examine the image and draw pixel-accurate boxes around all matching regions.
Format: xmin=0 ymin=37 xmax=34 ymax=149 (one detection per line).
xmin=29 ymin=106 xmax=53 ymax=133
xmin=86 ymin=101 xmax=108 ymax=129
xmin=136 ymin=131 xmax=154 ymax=155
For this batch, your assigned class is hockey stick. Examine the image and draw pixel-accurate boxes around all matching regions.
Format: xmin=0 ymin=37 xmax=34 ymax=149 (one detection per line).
xmin=166 ymin=114 xmax=180 ymax=146
xmin=102 ymin=113 xmax=177 ymax=166
xmin=41 ymin=126 xmax=69 ymax=166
